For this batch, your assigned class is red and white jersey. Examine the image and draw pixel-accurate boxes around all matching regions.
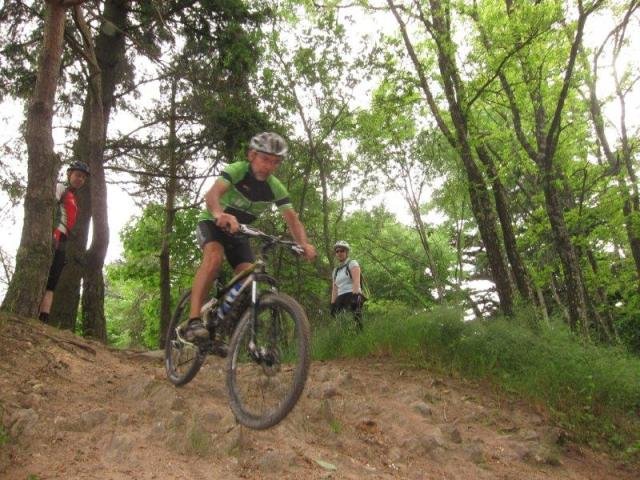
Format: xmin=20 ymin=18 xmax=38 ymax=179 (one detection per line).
xmin=54 ymin=183 xmax=78 ymax=236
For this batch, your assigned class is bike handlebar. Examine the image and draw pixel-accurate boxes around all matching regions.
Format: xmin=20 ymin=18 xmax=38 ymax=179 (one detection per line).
xmin=237 ymin=224 xmax=305 ymax=256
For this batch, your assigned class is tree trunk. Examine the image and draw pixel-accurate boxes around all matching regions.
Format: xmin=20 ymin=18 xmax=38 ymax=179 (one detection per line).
xmin=316 ymin=153 xmax=334 ymax=266
xmin=388 ymin=0 xmax=514 ymax=315
xmin=74 ymin=5 xmax=108 ymax=341
xmin=462 ymin=149 xmax=514 ymax=315
xmin=582 ymin=22 xmax=640 ymax=293
xmin=549 ymin=273 xmax=571 ymax=324
xmin=50 ymin=0 xmax=129 ymax=329
xmin=50 ymin=186 xmax=90 ymax=329
xmin=404 ymin=188 xmax=445 ymax=302
xmin=541 ymin=171 xmax=589 ymax=334
xmin=1 ymin=3 xmax=67 ymax=317
xmin=534 ymin=285 xmax=550 ymax=325
xmin=493 ymin=1 xmax=598 ymax=331
xmin=159 ymin=79 xmax=179 ymax=348
xmin=477 ymin=146 xmax=535 ymax=303
xmin=585 ymin=248 xmax=618 ymax=342
xmin=622 ymin=192 xmax=640 ymax=292
xmin=81 ymin=258 xmax=106 ymax=340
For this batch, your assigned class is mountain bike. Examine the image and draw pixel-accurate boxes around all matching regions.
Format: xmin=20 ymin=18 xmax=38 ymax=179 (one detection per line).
xmin=164 ymin=224 xmax=311 ymax=430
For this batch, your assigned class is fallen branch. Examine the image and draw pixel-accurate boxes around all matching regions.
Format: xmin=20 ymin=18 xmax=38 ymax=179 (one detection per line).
xmin=41 ymin=333 xmax=97 ymax=356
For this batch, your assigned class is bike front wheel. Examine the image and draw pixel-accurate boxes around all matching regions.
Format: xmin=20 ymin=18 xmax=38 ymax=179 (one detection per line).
xmin=226 ymin=292 xmax=311 ymax=430
xmin=165 ymin=290 xmax=206 ymax=386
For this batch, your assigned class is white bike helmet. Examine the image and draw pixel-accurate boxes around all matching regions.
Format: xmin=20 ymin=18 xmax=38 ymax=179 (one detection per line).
xmin=334 ymin=240 xmax=350 ymax=251
xmin=249 ymin=132 xmax=288 ymax=157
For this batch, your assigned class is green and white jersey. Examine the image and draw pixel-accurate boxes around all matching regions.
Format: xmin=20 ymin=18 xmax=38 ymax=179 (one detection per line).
xmin=200 ymin=161 xmax=293 ymax=224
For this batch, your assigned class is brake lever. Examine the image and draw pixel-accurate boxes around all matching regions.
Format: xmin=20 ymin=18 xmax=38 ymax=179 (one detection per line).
xmin=237 ymin=224 xmax=261 ymax=237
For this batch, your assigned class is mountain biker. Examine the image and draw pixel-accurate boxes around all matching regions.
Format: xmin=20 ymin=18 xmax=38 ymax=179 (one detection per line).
xmin=39 ymin=161 xmax=90 ymax=324
xmin=183 ymin=132 xmax=317 ymax=341
xmin=330 ymin=240 xmax=365 ymax=330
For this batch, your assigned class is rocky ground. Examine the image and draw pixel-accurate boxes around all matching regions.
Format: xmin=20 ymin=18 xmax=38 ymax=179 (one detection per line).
xmin=0 ymin=315 xmax=636 ymax=479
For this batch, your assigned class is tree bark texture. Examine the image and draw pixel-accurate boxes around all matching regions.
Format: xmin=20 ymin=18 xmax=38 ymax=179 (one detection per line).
xmin=1 ymin=3 xmax=67 ymax=316
xmin=476 ymin=146 xmax=535 ymax=303
xmin=461 ymin=150 xmax=514 ymax=315
xmin=50 ymin=0 xmax=129 ymax=330
xmin=495 ymin=1 xmax=599 ymax=332
xmin=159 ymin=79 xmax=179 ymax=348
xmin=583 ymin=33 xmax=640 ymax=293
xmin=73 ymin=5 xmax=108 ymax=341
xmin=542 ymin=172 xmax=589 ymax=334
xmin=387 ymin=0 xmax=514 ymax=314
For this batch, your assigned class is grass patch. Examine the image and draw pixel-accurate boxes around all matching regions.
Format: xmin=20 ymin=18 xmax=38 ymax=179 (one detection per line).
xmin=311 ymin=305 xmax=640 ymax=459
xmin=187 ymin=424 xmax=211 ymax=456
xmin=0 ymin=425 xmax=9 ymax=446
xmin=329 ymin=419 xmax=342 ymax=434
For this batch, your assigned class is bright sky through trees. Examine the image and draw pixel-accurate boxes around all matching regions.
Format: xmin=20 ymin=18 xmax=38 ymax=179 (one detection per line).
xmin=0 ymin=2 xmax=637 ymax=297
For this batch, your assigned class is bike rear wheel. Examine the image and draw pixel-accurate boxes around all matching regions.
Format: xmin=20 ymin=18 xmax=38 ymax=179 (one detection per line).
xmin=165 ymin=290 xmax=206 ymax=386
xmin=226 ymin=292 xmax=310 ymax=430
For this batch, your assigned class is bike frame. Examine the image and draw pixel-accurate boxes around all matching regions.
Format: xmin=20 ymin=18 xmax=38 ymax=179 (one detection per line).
xmin=204 ymin=239 xmax=282 ymax=362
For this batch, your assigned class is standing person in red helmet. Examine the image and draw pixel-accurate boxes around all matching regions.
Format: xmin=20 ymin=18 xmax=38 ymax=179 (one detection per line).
xmin=38 ymin=161 xmax=90 ymax=324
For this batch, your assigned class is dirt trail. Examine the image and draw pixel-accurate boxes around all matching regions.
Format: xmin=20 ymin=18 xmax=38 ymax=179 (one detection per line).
xmin=0 ymin=316 xmax=635 ymax=480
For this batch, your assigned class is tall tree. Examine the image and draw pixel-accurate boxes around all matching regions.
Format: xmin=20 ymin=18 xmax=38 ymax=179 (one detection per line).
xmin=582 ymin=1 xmax=640 ymax=291
xmin=2 ymin=0 xmax=86 ymax=317
xmin=354 ymin=84 xmax=451 ymax=303
xmin=477 ymin=0 xmax=604 ymax=334
xmin=50 ymin=0 xmax=130 ymax=332
xmin=106 ymin=0 xmax=270 ymax=346
xmin=261 ymin=7 xmax=377 ymax=271
xmin=385 ymin=0 xmax=515 ymax=315
xmin=71 ymin=4 xmax=108 ymax=340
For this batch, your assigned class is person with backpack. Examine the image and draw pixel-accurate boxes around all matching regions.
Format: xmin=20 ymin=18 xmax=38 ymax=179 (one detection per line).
xmin=330 ymin=240 xmax=365 ymax=330
xmin=38 ymin=161 xmax=89 ymax=324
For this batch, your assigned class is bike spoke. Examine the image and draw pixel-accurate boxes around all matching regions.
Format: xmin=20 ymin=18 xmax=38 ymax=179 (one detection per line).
xmin=165 ymin=290 xmax=206 ymax=386
xmin=227 ymin=293 xmax=310 ymax=429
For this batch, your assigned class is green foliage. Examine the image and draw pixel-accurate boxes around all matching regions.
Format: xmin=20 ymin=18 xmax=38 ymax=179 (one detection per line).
xmin=0 ymin=425 xmax=8 ymax=446
xmin=327 ymin=207 xmax=451 ymax=308
xmin=105 ymin=278 xmax=159 ymax=349
xmin=106 ymin=204 xmax=201 ymax=348
xmin=329 ymin=418 xmax=342 ymax=434
xmin=187 ymin=422 xmax=211 ymax=456
xmin=0 ymin=2 xmax=42 ymax=100
xmin=312 ymin=306 xmax=640 ymax=453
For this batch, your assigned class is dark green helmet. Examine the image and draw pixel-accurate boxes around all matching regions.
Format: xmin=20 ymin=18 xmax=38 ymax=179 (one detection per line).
xmin=67 ymin=161 xmax=90 ymax=176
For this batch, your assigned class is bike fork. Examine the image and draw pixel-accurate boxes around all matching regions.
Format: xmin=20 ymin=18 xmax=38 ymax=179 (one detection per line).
xmin=248 ymin=278 xmax=262 ymax=362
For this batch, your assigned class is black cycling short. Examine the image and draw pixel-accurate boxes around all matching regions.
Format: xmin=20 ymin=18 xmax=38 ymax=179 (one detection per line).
xmin=46 ymin=248 xmax=66 ymax=291
xmin=330 ymin=292 xmax=364 ymax=329
xmin=196 ymin=220 xmax=255 ymax=269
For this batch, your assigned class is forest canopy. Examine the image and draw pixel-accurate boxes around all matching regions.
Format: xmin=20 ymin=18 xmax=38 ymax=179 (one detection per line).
xmin=0 ymin=0 xmax=638 ymax=354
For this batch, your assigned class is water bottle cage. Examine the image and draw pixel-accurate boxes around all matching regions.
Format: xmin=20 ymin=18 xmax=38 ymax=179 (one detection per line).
xmin=215 ymin=289 xmax=249 ymax=332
